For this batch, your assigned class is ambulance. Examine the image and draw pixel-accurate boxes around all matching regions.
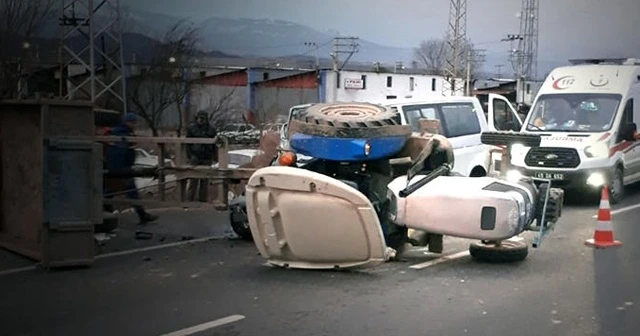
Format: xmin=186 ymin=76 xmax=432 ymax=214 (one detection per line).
xmin=509 ymin=58 xmax=640 ymax=203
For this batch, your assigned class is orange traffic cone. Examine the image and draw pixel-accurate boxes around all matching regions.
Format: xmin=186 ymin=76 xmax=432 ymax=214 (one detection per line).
xmin=585 ymin=185 xmax=622 ymax=248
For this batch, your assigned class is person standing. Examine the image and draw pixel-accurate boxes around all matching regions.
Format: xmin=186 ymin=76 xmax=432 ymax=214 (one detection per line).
xmin=105 ymin=113 xmax=158 ymax=224
xmin=186 ymin=110 xmax=218 ymax=202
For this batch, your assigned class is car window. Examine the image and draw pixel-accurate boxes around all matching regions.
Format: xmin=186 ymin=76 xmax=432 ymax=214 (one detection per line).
xmin=439 ymin=103 xmax=481 ymax=137
xmin=229 ymin=153 xmax=253 ymax=166
xmin=401 ymin=105 xmax=444 ymax=133
xmin=493 ymin=99 xmax=520 ymax=131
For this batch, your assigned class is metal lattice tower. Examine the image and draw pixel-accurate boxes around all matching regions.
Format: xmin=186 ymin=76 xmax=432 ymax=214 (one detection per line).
xmin=443 ymin=0 xmax=467 ymax=96
xmin=58 ymin=0 xmax=127 ymax=112
xmin=519 ymin=0 xmax=539 ymax=80
xmin=507 ymin=0 xmax=539 ymax=81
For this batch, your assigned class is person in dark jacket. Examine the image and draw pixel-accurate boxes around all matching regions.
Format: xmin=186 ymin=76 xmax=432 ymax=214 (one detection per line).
xmin=105 ymin=113 xmax=158 ymax=224
xmin=186 ymin=110 xmax=218 ymax=202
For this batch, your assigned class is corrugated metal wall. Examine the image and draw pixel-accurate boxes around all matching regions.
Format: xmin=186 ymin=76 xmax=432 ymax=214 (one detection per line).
xmin=254 ymin=86 xmax=318 ymax=122
xmin=190 ymin=84 xmax=249 ymax=123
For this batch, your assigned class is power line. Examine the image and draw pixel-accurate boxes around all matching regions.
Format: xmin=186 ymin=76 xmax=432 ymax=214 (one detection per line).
xmin=331 ymin=36 xmax=359 ymax=71
xmin=465 ymin=48 xmax=486 ymax=96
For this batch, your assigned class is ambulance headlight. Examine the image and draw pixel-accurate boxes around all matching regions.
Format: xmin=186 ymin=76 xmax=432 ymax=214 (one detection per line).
xmin=586 ymin=172 xmax=605 ymax=187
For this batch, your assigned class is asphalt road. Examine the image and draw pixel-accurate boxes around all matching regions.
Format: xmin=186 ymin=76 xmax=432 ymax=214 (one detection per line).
xmin=1 ymin=185 xmax=639 ymax=336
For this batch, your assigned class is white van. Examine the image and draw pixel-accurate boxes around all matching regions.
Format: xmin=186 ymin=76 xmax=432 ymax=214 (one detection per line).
xmin=510 ymin=58 xmax=640 ymax=203
xmin=280 ymin=93 xmax=522 ymax=177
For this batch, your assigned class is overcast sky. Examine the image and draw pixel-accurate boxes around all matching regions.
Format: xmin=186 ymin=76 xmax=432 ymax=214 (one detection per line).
xmin=126 ymin=0 xmax=640 ymax=64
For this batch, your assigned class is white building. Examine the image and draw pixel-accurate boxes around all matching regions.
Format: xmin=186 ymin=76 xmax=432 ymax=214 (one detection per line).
xmin=321 ymin=70 xmax=450 ymax=103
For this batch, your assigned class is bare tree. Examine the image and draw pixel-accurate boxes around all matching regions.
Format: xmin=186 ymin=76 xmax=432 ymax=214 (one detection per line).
xmin=0 ymin=0 xmax=54 ymax=99
xmin=413 ymin=37 xmax=484 ymax=78
xmin=127 ymin=19 xmax=200 ymax=136
xmin=206 ymin=87 xmax=243 ymax=129
xmin=413 ymin=39 xmax=448 ymax=75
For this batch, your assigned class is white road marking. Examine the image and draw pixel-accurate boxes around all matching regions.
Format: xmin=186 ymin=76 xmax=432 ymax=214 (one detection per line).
xmin=409 ymin=250 xmax=470 ymax=270
xmin=591 ymin=203 xmax=640 ymax=218
xmin=158 ymin=315 xmax=245 ymax=336
xmin=0 ymin=265 xmax=38 ymax=276
xmin=0 ymin=236 xmax=221 ymax=277
xmin=96 ymin=236 xmax=218 ymax=259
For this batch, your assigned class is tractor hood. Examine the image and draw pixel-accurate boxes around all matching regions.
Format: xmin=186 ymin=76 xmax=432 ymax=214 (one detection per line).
xmin=244 ymin=166 xmax=389 ymax=270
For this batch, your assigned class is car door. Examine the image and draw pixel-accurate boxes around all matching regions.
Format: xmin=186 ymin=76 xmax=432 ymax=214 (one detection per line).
xmin=487 ymin=93 xmax=523 ymax=132
xmin=623 ymin=97 xmax=640 ymax=182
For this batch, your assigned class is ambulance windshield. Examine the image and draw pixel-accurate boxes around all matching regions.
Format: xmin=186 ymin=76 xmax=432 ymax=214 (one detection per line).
xmin=526 ymin=93 xmax=622 ymax=132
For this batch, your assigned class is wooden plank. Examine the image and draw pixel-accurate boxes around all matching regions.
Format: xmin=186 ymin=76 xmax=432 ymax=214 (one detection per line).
xmin=102 ymin=167 xmax=256 ymax=180
xmin=52 ymin=135 xmax=224 ymax=144
xmin=169 ymin=167 xmax=256 ymax=180
xmin=103 ymin=198 xmax=226 ymax=210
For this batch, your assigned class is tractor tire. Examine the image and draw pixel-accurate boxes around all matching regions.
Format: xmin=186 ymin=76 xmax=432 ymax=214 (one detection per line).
xmin=288 ymin=102 xmax=411 ymax=139
xmin=535 ymin=183 xmax=564 ymax=226
xmin=469 ymin=239 xmax=529 ymax=263
xmin=229 ymin=197 xmax=253 ymax=241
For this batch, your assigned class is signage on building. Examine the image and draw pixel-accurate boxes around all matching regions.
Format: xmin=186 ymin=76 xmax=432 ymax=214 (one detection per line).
xmin=344 ymin=78 xmax=364 ymax=90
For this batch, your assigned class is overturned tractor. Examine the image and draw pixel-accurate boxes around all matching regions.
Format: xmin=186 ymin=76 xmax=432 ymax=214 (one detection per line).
xmin=237 ymin=102 xmax=564 ymax=269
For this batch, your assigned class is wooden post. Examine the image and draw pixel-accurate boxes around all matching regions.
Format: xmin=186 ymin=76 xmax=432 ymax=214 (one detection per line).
xmin=216 ymin=137 xmax=229 ymax=206
xmin=158 ymin=143 xmax=166 ymax=201
xmin=176 ymin=143 xmax=187 ymax=202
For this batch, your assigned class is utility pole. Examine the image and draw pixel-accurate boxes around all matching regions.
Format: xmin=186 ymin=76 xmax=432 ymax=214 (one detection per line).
xmin=444 ymin=0 xmax=468 ymax=96
xmin=502 ymin=33 xmax=524 ymax=107
xmin=304 ymin=41 xmax=320 ymax=70
xmin=495 ymin=64 xmax=504 ymax=77
xmin=465 ymin=48 xmax=485 ymax=96
xmin=58 ymin=0 xmax=127 ymax=113
xmin=330 ymin=37 xmax=359 ymax=71
xmin=329 ymin=36 xmax=359 ymax=101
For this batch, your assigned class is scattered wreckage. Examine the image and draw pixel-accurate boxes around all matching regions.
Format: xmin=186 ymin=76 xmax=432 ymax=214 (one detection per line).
xmin=232 ymin=102 xmax=564 ymax=269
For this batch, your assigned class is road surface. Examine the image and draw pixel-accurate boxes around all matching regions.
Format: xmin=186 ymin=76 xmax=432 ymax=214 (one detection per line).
xmin=1 ymin=185 xmax=639 ymax=336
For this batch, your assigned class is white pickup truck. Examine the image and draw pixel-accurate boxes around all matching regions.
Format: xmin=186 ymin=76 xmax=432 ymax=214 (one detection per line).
xmin=279 ymin=93 xmax=523 ymax=177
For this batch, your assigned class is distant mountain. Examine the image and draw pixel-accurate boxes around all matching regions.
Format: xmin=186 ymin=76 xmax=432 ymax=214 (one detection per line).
xmin=193 ymin=16 xmax=413 ymax=64
xmin=36 ymin=5 xmax=564 ymax=76
xmin=118 ymin=7 xmax=565 ymax=75
xmin=36 ymin=5 xmax=237 ymax=63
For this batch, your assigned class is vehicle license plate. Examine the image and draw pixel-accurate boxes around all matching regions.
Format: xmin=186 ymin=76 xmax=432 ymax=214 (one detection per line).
xmin=535 ymin=172 xmax=564 ymax=180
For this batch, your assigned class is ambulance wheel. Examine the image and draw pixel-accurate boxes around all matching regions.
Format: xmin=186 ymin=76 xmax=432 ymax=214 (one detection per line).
xmin=469 ymin=239 xmax=528 ymax=263
xmin=609 ymin=166 xmax=624 ymax=205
